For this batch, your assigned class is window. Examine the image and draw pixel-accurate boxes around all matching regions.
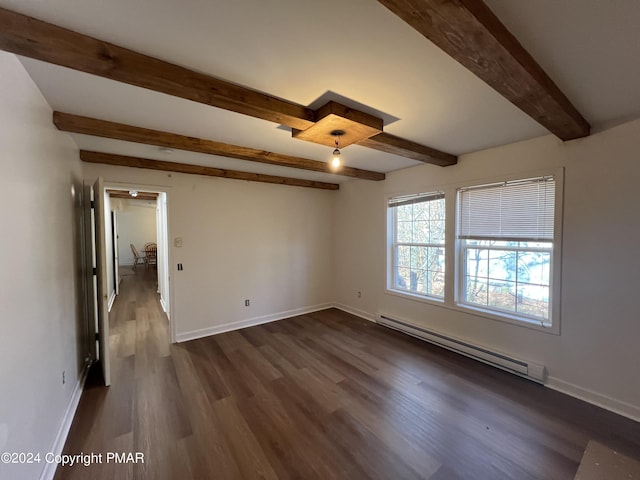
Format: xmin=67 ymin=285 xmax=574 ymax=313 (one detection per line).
xmin=388 ymin=192 xmax=445 ymax=299
xmin=457 ymin=176 xmax=556 ymax=326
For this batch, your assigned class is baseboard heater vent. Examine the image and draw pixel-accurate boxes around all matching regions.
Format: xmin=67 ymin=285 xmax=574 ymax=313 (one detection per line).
xmin=376 ymin=314 xmax=546 ymax=383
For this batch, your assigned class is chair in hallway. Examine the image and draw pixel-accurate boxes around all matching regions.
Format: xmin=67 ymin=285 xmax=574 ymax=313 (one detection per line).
xmin=130 ymin=243 xmax=145 ymax=270
xmin=144 ymin=242 xmax=157 ymax=269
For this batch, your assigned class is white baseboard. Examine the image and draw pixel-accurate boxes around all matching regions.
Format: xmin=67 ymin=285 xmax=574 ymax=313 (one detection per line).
xmin=547 ymin=376 xmax=640 ymax=423
xmin=160 ymin=297 xmax=168 ymax=315
xmin=39 ymin=364 xmax=89 ymax=480
xmin=175 ymin=303 xmax=334 ymax=342
xmin=333 ymin=303 xmax=376 ymax=323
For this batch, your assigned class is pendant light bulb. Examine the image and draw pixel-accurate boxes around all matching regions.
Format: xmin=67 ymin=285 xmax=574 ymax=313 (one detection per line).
xmin=331 ymin=148 xmax=341 ymax=169
xmin=329 ymin=130 xmax=344 ymax=169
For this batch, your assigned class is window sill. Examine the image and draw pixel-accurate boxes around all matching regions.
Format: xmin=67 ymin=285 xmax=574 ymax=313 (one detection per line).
xmin=384 ymin=289 xmax=559 ymax=335
xmin=385 ymin=288 xmax=445 ymax=308
xmin=454 ymin=303 xmax=559 ymax=335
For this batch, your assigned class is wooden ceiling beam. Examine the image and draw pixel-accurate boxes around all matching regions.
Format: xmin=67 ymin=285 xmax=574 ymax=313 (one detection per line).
xmin=377 ymin=0 xmax=590 ymax=141
xmin=0 ymin=6 xmax=315 ymax=130
xmin=359 ymin=132 xmax=457 ymax=166
xmin=0 ymin=7 xmax=454 ymax=167
xmin=54 ymin=112 xmax=385 ymax=181
xmin=81 ymin=151 xmax=340 ymax=191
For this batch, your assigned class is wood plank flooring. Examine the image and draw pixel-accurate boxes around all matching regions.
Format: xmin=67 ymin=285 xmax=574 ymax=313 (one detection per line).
xmin=55 ymin=271 xmax=640 ymax=480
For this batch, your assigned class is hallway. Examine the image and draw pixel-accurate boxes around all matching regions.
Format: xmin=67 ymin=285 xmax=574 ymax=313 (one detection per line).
xmin=55 ymin=268 xmax=177 ymax=480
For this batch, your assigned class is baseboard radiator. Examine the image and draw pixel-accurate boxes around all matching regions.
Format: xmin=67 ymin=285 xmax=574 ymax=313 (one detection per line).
xmin=376 ymin=314 xmax=546 ymax=383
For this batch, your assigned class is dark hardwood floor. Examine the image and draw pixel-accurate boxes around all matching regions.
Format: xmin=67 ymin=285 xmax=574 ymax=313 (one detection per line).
xmin=55 ymin=271 xmax=640 ymax=480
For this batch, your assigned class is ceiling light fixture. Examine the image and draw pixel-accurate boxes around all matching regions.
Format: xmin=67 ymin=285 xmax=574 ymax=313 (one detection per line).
xmin=330 ymin=130 xmax=344 ymax=170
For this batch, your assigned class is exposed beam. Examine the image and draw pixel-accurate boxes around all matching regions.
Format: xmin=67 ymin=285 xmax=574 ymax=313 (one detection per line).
xmin=0 ymin=7 xmax=454 ymax=166
xmin=377 ymin=0 xmax=590 ymax=141
xmin=359 ymin=132 xmax=457 ymax=166
xmin=81 ymin=151 xmax=339 ymax=191
xmin=54 ymin=112 xmax=385 ymax=181
xmin=0 ymin=6 xmax=315 ymax=130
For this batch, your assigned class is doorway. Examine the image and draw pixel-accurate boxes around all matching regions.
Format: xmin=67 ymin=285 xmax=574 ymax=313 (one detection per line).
xmin=86 ymin=180 xmax=172 ymax=386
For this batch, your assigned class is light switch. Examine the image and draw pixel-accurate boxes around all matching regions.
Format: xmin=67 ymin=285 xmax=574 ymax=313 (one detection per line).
xmin=174 ymin=237 xmax=183 ymax=248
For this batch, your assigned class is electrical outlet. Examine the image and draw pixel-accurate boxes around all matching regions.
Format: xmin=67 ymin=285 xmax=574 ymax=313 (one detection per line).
xmin=357 ymin=291 xmax=362 ymax=298
xmin=62 ymin=370 xmax=65 ymax=385
xmin=245 ymin=299 xmax=250 ymax=307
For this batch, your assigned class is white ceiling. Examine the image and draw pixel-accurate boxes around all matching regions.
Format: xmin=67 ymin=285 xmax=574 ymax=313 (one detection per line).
xmin=2 ymin=0 xmax=639 ymax=184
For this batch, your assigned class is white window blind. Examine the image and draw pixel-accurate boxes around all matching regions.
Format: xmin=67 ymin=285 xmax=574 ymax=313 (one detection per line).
xmin=388 ymin=192 xmax=445 ymax=209
xmin=457 ymin=176 xmax=555 ymax=242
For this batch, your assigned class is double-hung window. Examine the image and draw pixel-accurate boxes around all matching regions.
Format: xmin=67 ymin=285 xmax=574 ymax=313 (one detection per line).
xmin=388 ymin=192 xmax=445 ymax=300
xmin=457 ymin=176 xmax=557 ymax=326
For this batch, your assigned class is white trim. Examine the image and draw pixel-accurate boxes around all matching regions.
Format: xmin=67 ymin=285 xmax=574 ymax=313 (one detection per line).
xmin=39 ymin=365 xmax=89 ymax=480
xmin=384 ymin=289 xmax=558 ymax=335
xmin=107 ymin=290 xmax=116 ymax=312
xmin=160 ymin=297 xmax=168 ymax=316
xmin=385 ymin=288 xmax=446 ymax=308
xmin=175 ymin=303 xmax=334 ymax=342
xmin=333 ymin=303 xmax=376 ymax=323
xmin=547 ymin=376 xmax=640 ymax=423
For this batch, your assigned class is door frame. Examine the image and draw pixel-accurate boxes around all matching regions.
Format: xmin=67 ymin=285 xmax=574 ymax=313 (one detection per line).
xmin=111 ymin=209 xmax=120 ymax=297
xmin=82 ymin=183 xmax=98 ymax=365
xmin=91 ymin=177 xmax=111 ymax=386
xmin=102 ymin=181 xmax=174 ymax=343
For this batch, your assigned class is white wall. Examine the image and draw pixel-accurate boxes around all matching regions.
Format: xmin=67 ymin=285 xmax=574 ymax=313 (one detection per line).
xmin=116 ymin=201 xmax=157 ymax=266
xmin=0 ymin=52 xmax=85 ymax=480
xmin=81 ymin=164 xmax=336 ymax=340
xmin=333 ymin=118 xmax=640 ymax=420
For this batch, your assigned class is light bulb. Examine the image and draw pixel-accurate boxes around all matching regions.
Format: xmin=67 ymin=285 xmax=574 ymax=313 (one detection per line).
xmin=331 ymin=148 xmax=341 ymax=169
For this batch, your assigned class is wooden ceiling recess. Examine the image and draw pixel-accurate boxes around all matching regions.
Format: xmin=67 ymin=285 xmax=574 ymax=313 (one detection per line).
xmin=292 ymin=101 xmax=383 ymax=148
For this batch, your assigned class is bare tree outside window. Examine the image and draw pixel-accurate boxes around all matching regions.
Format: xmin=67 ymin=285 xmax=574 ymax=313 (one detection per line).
xmin=390 ymin=193 xmax=445 ymax=299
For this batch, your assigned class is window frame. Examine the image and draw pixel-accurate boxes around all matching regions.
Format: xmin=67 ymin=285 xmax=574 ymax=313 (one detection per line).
xmin=454 ymin=169 xmax=564 ymax=333
xmin=384 ymin=168 xmax=563 ymax=335
xmin=386 ymin=190 xmax=447 ymax=305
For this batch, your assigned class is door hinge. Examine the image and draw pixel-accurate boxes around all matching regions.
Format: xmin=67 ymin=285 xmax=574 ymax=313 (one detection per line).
xmin=90 ymin=200 xmax=95 ymax=209
xmin=95 ymin=333 xmax=100 ymax=341
xmin=92 ymin=267 xmax=97 ymax=275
